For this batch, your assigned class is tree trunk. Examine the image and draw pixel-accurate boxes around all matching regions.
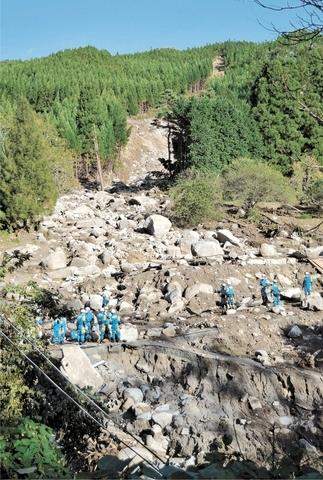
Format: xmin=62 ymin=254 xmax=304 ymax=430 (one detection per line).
xmin=93 ymin=131 xmax=104 ymax=191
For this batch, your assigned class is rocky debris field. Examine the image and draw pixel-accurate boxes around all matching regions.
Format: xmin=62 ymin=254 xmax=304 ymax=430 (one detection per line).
xmin=2 ymin=175 xmax=323 ymax=477
xmin=1 ymin=120 xmax=322 ymax=478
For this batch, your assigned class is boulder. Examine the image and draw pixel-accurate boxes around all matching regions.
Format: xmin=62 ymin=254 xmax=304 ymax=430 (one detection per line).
xmin=307 ymin=292 xmax=323 ymax=311
xmin=152 ymin=411 xmax=173 ymax=429
xmin=162 ymin=325 xmax=176 ymax=337
xmin=216 ymin=229 xmax=241 ymax=246
xmin=119 ymin=323 xmax=139 ymax=342
xmin=248 ymin=396 xmax=262 ymax=411
xmin=123 ymin=387 xmax=144 ymax=404
xmin=168 ymin=299 xmax=185 ymax=316
xmin=287 ymin=325 xmax=303 ymax=338
xmin=145 ymin=214 xmax=172 ymax=237
xmin=60 ymin=345 xmax=104 ymax=390
xmin=179 ymin=230 xmax=200 ymax=255
xmin=166 ymin=246 xmax=182 ymax=259
xmin=165 ymin=281 xmax=183 ymax=304
xmin=281 ymin=287 xmax=302 ymax=301
xmin=185 ymin=283 xmax=213 ymax=301
xmin=260 ymin=243 xmax=278 ymax=258
xmin=118 ymin=301 xmax=135 ymax=316
xmin=186 ymin=293 xmax=215 ymax=315
xmin=43 ymin=247 xmax=67 ymax=270
xmin=192 ymin=240 xmax=223 ymax=258
xmin=89 ymin=294 xmax=103 ymax=310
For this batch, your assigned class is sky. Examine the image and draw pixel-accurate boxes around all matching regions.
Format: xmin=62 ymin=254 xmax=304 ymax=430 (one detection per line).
xmin=1 ymin=0 xmax=299 ymax=60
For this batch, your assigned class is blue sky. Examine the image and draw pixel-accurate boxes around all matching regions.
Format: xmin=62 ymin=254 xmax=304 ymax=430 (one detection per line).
xmin=1 ymin=0 xmax=298 ymax=60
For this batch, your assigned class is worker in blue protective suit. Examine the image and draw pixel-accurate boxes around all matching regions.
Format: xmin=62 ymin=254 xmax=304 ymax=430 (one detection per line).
xmin=109 ymin=309 xmax=121 ymax=342
xmin=52 ymin=319 xmax=64 ymax=344
xmin=226 ymin=282 xmax=235 ymax=309
xmin=59 ymin=317 xmax=67 ymax=343
xmin=271 ymin=281 xmax=281 ymax=307
xmin=85 ymin=307 xmax=95 ymax=341
xmin=102 ymin=289 xmax=110 ymax=309
xmin=219 ymin=283 xmax=228 ymax=314
xmin=259 ymin=275 xmax=271 ymax=305
xmin=97 ymin=308 xmax=108 ymax=342
xmin=303 ymin=272 xmax=312 ymax=297
xmin=76 ymin=309 xmax=87 ymax=344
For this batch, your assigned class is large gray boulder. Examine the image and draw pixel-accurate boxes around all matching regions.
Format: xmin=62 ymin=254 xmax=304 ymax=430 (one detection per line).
xmin=120 ymin=323 xmax=139 ymax=342
xmin=185 ymin=283 xmax=213 ymax=301
xmin=192 ymin=240 xmax=223 ymax=258
xmin=89 ymin=294 xmax=103 ymax=310
xmin=260 ymin=243 xmax=278 ymax=258
xmin=281 ymin=287 xmax=302 ymax=301
xmin=307 ymin=292 xmax=323 ymax=311
xmin=179 ymin=230 xmax=200 ymax=255
xmin=60 ymin=345 xmax=104 ymax=390
xmin=43 ymin=247 xmax=67 ymax=270
xmin=216 ymin=229 xmax=241 ymax=246
xmin=145 ymin=214 xmax=172 ymax=237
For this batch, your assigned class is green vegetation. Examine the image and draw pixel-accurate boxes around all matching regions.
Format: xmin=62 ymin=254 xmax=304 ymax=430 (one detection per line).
xmin=0 ymin=418 xmax=69 ymax=479
xmin=163 ymin=39 xmax=322 ymax=225
xmin=170 ymin=171 xmax=222 ymax=226
xmin=0 ymin=98 xmax=76 ymax=230
xmin=222 ymin=157 xmax=297 ymax=212
xmin=0 ymin=45 xmax=218 ymax=230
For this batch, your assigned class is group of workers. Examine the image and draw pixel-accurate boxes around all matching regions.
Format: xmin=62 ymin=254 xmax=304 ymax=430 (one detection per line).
xmin=51 ymin=291 xmax=122 ymax=345
xmin=219 ymin=272 xmax=313 ymax=313
xmin=51 ymin=272 xmax=314 ymax=342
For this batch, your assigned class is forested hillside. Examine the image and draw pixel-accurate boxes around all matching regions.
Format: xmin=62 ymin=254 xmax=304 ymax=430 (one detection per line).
xmin=166 ymin=40 xmax=322 ymax=176
xmin=0 ymin=45 xmax=217 ymax=229
xmin=1 ymin=40 xmax=322 ymax=230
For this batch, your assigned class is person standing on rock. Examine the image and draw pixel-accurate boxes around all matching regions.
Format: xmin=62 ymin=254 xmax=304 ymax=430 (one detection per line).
xmin=76 ymin=309 xmax=87 ymax=344
xmin=110 ymin=309 xmax=121 ymax=342
xmin=51 ymin=319 xmax=62 ymax=344
xmin=219 ymin=283 xmax=228 ymax=314
xmin=226 ymin=281 xmax=235 ymax=309
xmin=271 ymin=281 xmax=281 ymax=307
xmin=97 ymin=308 xmax=108 ymax=342
xmin=303 ymin=272 xmax=312 ymax=297
xmin=102 ymin=289 xmax=110 ymax=309
xmin=85 ymin=307 xmax=95 ymax=341
xmin=59 ymin=317 xmax=67 ymax=343
xmin=259 ymin=275 xmax=271 ymax=305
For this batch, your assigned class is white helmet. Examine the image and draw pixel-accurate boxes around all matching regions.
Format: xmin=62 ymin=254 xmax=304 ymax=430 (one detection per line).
xmin=227 ymin=280 xmax=232 ymax=286
xmin=85 ymin=306 xmax=90 ymax=311
xmin=81 ymin=308 xmax=86 ymax=313
xmin=305 ymin=272 xmax=310 ymax=275
xmin=111 ymin=308 xmax=116 ymax=314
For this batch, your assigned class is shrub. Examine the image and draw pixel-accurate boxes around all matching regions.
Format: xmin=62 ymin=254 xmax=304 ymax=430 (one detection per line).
xmin=0 ymin=418 xmax=69 ymax=478
xmin=222 ymin=157 xmax=297 ymax=213
xmin=170 ymin=171 xmax=222 ymax=226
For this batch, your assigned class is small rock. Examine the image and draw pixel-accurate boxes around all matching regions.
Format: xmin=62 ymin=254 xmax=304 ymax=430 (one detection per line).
xmin=162 ymin=325 xmax=176 ymax=337
xmin=248 ymin=396 xmax=262 ymax=411
xmin=120 ymin=324 xmax=139 ymax=342
xmin=287 ymin=325 xmax=303 ymax=338
xmin=152 ymin=411 xmax=173 ymax=429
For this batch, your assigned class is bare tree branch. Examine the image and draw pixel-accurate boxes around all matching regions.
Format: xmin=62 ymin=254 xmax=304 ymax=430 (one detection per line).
xmin=255 ymin=0 xmax=323 ymax=43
